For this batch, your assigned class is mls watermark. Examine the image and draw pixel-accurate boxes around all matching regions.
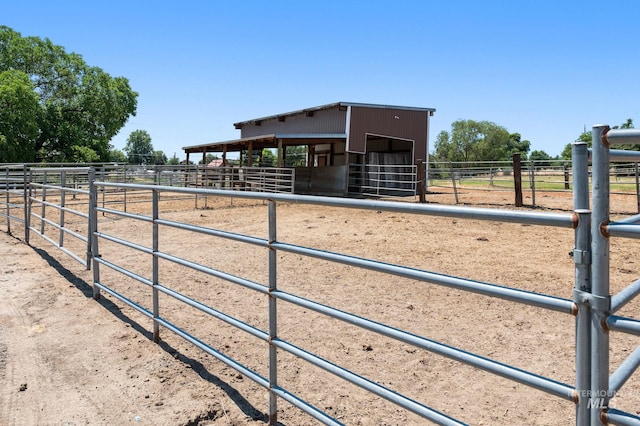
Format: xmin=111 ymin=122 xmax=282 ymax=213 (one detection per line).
xmin=578 ymin=390 xmax=617 ymax=409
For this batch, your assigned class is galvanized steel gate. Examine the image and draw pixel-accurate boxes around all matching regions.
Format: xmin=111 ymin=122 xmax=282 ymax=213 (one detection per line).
xmin=1 ymin=126 xmax=640 ymax=425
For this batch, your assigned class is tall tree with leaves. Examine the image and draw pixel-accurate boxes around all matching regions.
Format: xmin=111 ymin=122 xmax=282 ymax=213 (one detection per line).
xmin=561 ymin=119 xmax=635 ymax=159
xmin=124 ymin=130 xmax=154 ymax=164
xmin=0 ymin=26 xmax=137 ymax=162
xmin=432 ymin=119 xmax=529 ymax=162
xmin=0 ymin=69 xmax=39 ymax=162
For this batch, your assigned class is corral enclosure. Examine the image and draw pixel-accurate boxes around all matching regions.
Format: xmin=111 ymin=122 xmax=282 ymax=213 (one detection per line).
xmin=2 ymin=137 xmax=640 ymax=426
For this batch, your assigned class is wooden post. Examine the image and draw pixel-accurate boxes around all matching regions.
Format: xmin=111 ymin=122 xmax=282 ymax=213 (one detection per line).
xmin=513 ymin=153 xmax=523 ymax=207
xmin=222 ymin=144 xmax=227 ymax=164
xmin=416 ymin=160 xmax=426 ymax=203
xmin=248 ymin=141 xmax=253 ymax=167
xmin=564 ymin=165 xmax=570 ymax=190
xmin=308 ymin=144 xmax=315 ymax=167
xmin=277 ymin=139 xmax=284 ymax=167
xmin=449 ymin=162 xmax=459 ymax=204
xmin=529 ymin=164 xmax=536 ymax=208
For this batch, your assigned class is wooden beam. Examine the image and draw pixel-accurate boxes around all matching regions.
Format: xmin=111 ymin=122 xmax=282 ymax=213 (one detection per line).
xmin=247 ymin=141 xmax=253 ymax=167
xmin=308 ymin=144 xmax=315 ymax=167
xmin=277 ymin=139 xmax=283 ymax=167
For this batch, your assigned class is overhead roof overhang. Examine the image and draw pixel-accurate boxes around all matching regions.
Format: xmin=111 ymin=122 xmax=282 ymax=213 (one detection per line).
xmin=182 ymin=133 xmax=347 ymax=154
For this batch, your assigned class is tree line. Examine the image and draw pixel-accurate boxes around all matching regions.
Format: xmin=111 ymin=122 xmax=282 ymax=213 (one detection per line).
xmin=432 ymin=118 xmax=636 ymax=164
xmin=0 ymin=26 xmax=137 ymax=163
xmin=1 ymin=26 xmax=635 ymax=165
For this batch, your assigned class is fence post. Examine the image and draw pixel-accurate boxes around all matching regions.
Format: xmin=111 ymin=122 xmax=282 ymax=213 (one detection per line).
xmin=572 ymin=141 xmax=592 ymax=425
xmin=590 ymin=124 xmax=611 ymax=425
xmin=268 ymin=199 xmax=278 ymax=425
xmin=4 ymin=168 xmax=10 ymax=234
xmin=529 ymin=163 xmax=536 ymax=208
xmin=23 ymin=165 xmax=28 ymax=242
xmin=40 ymin=171 xmax=48 ymax=235
xmin=416 ymin=160 xmax=426 ymax=203
xmin=59 ymin=171 xmax=66 ymax=250
xmin=564 ymin=165 xmax=571 ymax=190
xmin=449 ymin=162 xmax=459 ymax=204
xmin=513 ymin=153 xmax=523 ymax=207
xmin=152 ymin=189 xmax=160 ymax=343
xmin=635 ymin=163 xmax=639 ymax=214
xmin=89 ymin=167 xmax=101 ymax=297
xmin=25 ymin=167 xmax=31 ymax=244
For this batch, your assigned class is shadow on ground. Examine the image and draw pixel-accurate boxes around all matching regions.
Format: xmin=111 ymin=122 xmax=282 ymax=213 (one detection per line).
xmin=31 ymin=244 xmax=283 ymax=426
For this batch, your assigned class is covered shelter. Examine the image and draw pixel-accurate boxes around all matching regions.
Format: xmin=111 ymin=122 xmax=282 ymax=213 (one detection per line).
xmin=182 ymin=102 xmax=435 ymax=196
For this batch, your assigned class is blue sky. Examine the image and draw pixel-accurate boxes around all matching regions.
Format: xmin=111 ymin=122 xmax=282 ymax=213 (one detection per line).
xmin=3 ymin=1 xmax=639 ymax=159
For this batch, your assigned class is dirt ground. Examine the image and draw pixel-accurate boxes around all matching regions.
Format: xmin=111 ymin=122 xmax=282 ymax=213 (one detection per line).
xmin=2 ymin=187 xmax=640 ymax=425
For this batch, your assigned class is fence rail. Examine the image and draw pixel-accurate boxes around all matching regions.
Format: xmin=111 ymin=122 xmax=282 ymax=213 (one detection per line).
xmin=348 ymin=163 xmax=418 ymax=198
xmin=2 ymin=138 xmax=640 ymax=425
xmin=428 ymin=159 xmax=640 ymax=211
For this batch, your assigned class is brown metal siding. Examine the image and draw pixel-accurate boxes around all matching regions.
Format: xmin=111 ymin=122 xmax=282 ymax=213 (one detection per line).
xmin=348 ymin=107 xmax=429 ymax=162
xmin=240 ymin=107 xmax=348 ymax=138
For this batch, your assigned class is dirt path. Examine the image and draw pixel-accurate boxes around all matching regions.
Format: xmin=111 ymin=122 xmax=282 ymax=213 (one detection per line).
xmin=0 ymin=230 xmax=270 ymax=425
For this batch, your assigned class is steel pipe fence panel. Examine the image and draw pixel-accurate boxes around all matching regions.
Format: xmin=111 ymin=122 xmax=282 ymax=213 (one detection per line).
xmin=271 ymin=338 xmax=465 ymax=426
xmin=24 ymin=167 xmax=93 ymax=268
xmin=5 ymin=151 xmax=640 ymax=425
xmin=96 ymin=181 xmax=575 ymax=228
xmin=0 ymin=164 xmax=27 ymax=235
xmin=587 ymin=125 xmax=640 ymax=425
xmin=609 ymin=345 xmax=640 ymax=395
xmin=85 ymin=181 xmax=585 ymax=425
xmin=271 ymin=241 xmax=576 ymax=314
xmin=272 ymin=289 xmax=576 ymax=401
xmin=604 ymin=409 xmax=640 ymax=426
xmin=611 ymin=279 xmax=640 ymax=313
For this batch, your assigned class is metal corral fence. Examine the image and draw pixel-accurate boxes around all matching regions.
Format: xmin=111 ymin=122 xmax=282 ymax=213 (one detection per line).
xmin=348 ymin=163 xmax=418 ymax=198
xmin=88 ymin=182 xmax=580 ymax=425
xmin=0 ymin=164 xmax=27 ymax=236
xmin=2 ymin=130 xmax=640 ymax=425
xmin=428 ymin=159 xmax=640 ymax=211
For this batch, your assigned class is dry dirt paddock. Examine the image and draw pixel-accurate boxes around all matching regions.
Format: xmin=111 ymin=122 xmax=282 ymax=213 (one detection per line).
xmin=1 ymin=187 xmax=640 ymax=425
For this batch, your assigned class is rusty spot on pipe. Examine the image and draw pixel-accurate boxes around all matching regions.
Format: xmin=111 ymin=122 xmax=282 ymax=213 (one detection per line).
xmin=572 ymin=389 xmax=579 ymax=404
xmin=600 ymin=220 xmax=610 ymax=239
xmin=602 ymin=316 xmax=610 ymax=333
xmin=571 ymin=212 xmax=580 ymax=229
xmin=600 ymin=411 xmax=609 ymax=425
xmin=602 ymin=127 xmax=610 ymax=148
xmin=571 ymin=303 xmax=579 ymax=316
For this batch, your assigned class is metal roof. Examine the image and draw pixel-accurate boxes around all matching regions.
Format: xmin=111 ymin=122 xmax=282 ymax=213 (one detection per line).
xmin=233 ymin=101 xmax=436 ymax=128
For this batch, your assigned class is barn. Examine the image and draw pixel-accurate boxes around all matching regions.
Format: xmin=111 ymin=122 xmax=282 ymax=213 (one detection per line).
xmin=182 ymin=102 xmax=435 ymax=197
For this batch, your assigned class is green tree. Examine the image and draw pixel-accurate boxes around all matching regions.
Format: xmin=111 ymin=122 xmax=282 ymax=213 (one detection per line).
xmin=505 ymin=133 xmax=531 ymax=161
xmin=152 ymin=150 xmax=167 ymax=165
xmin=167 ymin=152 xmax=181 ymax=165
xmin=260 ymin=149 xmax=277 ymax=166
xmin=0 ymin=69 xmax=39 ymax=162
xmin=432 ymin=119 xmax=524 ymax=162
xmin=109 ymin=148 xmax=127 ymax=163
xmin=124 ymin=130 xmax=153 ymax=164
xmin=0 ymin=26 xmax=137 ymax=162
xmin=561 ymin=119 xmax=635 ymax=159
xmin=529 ymin=150 xmax=553 ymax=166
xmin=285 ymin=146 xmax=307 ymax=167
